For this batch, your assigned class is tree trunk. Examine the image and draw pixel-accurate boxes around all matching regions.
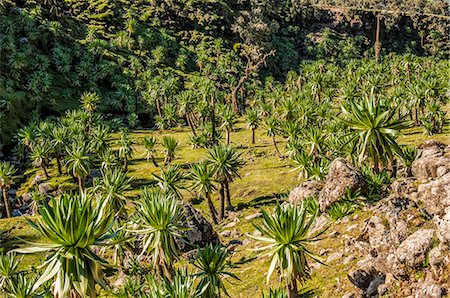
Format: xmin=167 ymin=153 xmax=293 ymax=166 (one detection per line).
xmin=219 ymin=183 xmax=225 ymax=220
xmin=56 ymin=155 xmax=62 ymax=175
xmin=226 ymin=129 xmax=230 ymax=144
xmin=187 ymin=114 xmax=197 ymax=136
xmin=251 ymin=128 xmax=255 ymax=144
xmin=206 ymin=192 xmax=218 ymax=224
xmin=151 ymin=156 xmax=159 ymax=168
xmin=156 ymin=98 xmax=162 ymax=117
xmin=231 ymin=76 xmax=247 ymax=114
xmin=78 ymin=176 xmax=84 ymax=193
xmin=272 ymin=135 xmax=281 ymax=156
xmin=211 ymin=94 xmax=217 ymax=145
xmin=287 ymin=278 xmax=299 ymax=298
xmin=413 ymin=106 xmax=419 ymax=126
xmin=42 ymin=165 xmax=49 ymax=179
xmin=374 ymin=14 xmax=381 ymax=64
xmin=225 ymin=180 xmax=232 ymax=210
xmin=2 ymin=188 xmax=12 ymax=218
xmin=124 ymin=156 xmax=128 ymax=172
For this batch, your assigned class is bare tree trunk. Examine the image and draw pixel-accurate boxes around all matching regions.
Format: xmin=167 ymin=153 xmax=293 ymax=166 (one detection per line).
xmin=206 ymin=192 xmax=218 ymax=224
xmin=219 ymin=183 xmax=225 ymax=220
xmin=225 ymin=180 xmax=232 ymax=210
xmin=287 ymin=278 xmax=299 ymax=298
xmin=272 ymin=135 xmax=281 ymax=156
xmin=231 ymin=79 xmax=245 ymax=114
xmin=2 ymin=189 xmax=12 ymax=218
xmin=251 ymin=128 xmax=255 ymax=144
xmin=375 ymin=14 xmax=381 ymax=64
xmin=56 ymin=155 xmax=62 ymax=175
xmin=226 ymin=129 xmax=230 ymax=144
xmin=211 ymin=94 xmax=217 ymax=145
xmin=187 ymin=114 xmax=197 ymax=136
xmin=151 ymin=156 xmax=159 ymax=168
xmin=42 ymin=165 xmax=49 ymax=179
xmin=78 ymin=177 xmax=84 ymax=193
xmin=156 ymin=98 xmax=162 ymax=117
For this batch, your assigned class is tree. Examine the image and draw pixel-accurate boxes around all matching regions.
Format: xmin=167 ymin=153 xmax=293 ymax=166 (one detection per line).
xmin=246 ymin=108 xmax=260 ymax=144
xmin=153 ymin=165 xmax=186 ymax=199
xmin=30 ymin=142 xmax=51 ymax=180
xmin=207 ymin=144 xmax=245 ymax=220
xmin=51 ymin=126 xmax=67 ymax=175
xmin=13 ymin=194 xmax=115 ymax=298
xmin=190 ymin=162 xmax=218 ymax=224
xmin=220 ymin=105 xmax=237 ymax=144
xmin=117 ymin=131 xmax=134 ymax=172
xmin=192 ymin=244 xmax=239 ymax=298
xmin=230 ymin=46 xmax=275 ymax=113
xmin=94 ymin=168 xmax=132 ymax=218
xmin=0 ymin=161 xmax=17 ymax=218
xmin=142 ymin=136 xmax=159 ymax=167
xmin=339 ymin=95 xmax=409 ymax=172
xmin=65 ymin=143 xmax=91 ymax=192
xmin=250 ymin=204 xmax=323 ymax=298
xmin=161 ymin=136 xmax=178 ymax=165
xmin=265 ymin=116 xmax=282 ymax=157
xmin=0 ymin=253 xmax=19 ymax=289
xmin=132 ymin=188 xmax=186 ymax=279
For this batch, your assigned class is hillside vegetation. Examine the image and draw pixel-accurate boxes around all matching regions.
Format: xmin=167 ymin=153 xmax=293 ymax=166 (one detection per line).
xmin=0 ymin=1 xmax=450 ymax=298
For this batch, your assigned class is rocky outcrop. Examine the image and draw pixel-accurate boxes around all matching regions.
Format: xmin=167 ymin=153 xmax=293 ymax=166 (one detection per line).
xmin=434 ymin=207 xmax=450 ymax=244
xmin=386 ymin=229 xmax=434 ymax=279
xmin=289 ymin=180 xmax=323 ymax=204
xmin=391 ymin=178 xmax=418 ymax=198
xmin=416 ymin=173 xmax=450 ymax=216
xmin=412 ymin=140 xmax=450 ymax=182
xmin=177 ymin=203 xmax=219 ymax=252
xmin=318 ymin=158 xmax=366 ymax=211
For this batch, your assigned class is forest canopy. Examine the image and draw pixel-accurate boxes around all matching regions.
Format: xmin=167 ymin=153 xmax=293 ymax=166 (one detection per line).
xmin=0 ymin=0 xmax=449 ymax=151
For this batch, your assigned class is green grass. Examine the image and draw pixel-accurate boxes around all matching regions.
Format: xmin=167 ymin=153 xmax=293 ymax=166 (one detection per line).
xmin=1 ymin=118 xmax=449 ymax=297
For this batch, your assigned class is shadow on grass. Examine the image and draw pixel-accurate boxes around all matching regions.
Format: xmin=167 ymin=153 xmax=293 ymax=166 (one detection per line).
xmin=131 ymin=178 xmax=156 ymax=188
xmin=236 ymin=192 xmax=289 ymax=211
xmin=299 ymin=289 xmax=316 ymax=297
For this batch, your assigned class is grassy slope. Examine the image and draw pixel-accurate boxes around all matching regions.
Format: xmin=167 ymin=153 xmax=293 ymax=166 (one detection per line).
xmin=1 ymin=116 xmax=449 ymax=297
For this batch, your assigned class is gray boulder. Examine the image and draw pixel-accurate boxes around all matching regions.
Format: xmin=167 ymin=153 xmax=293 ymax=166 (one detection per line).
xmin=318 ymin=158 xmax=366 ymax=212
xmin=434 ymin=207 xmax=450 ymax=244
xmin=412 ymin=140 xmax=450 ymax=182
xmin=387 ymin=229 xmax=434 ymax=279
xmin=391 ymin=178 xmax=418 ymax=198
xmin=289 ymin=180 xmax=323 ymax=204
xmin=416 ymin=172 xmax=450 ymax=216
xmin=176 ymin=203 xmax=219 ymax=252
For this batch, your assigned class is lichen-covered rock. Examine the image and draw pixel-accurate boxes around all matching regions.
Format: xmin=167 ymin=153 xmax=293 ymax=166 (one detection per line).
xmin=318 ymin=158 xmax=366 ymax=212
xmin=391 ymin=178 xmax=418 ymax=198
xmin=416 ymin=173 xmax=450 ymax=216
xmin=412 ymin=140 xmax=450 ymax=182
xmin=289 ymin=180 xmax=324 ymax=204
xmin=414 ymin=282 xmax=443 ymax=298
xmin=387 ymin=229 xmax=434 ymax=279
xmin=434 ymin=207 xmax=450 ymax=244
xmin=428 ymin=244 xmax=449 ymax=278
xmin=176 ymin=203 xmax=219 ymax=252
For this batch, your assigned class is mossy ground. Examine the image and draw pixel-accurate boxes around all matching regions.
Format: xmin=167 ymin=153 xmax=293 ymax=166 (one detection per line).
xmin=1 ymin=117 xmax=449 ymax=297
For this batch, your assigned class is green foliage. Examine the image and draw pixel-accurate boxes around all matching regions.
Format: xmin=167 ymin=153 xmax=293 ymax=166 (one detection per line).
xmin=13 ymin=193 xmax=115 ymax=297
xmin=250 ymin=203 xmax=323 ymax=289
xmin=132 ymin=188 xmax=186 ymax=276
xmin=161 ymin=136 xmax=179 ymax=165
xmin=192 ymin=244 xmax=238 ymax=298
xmin=339 ymin=93 xmax=409 ymax=171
